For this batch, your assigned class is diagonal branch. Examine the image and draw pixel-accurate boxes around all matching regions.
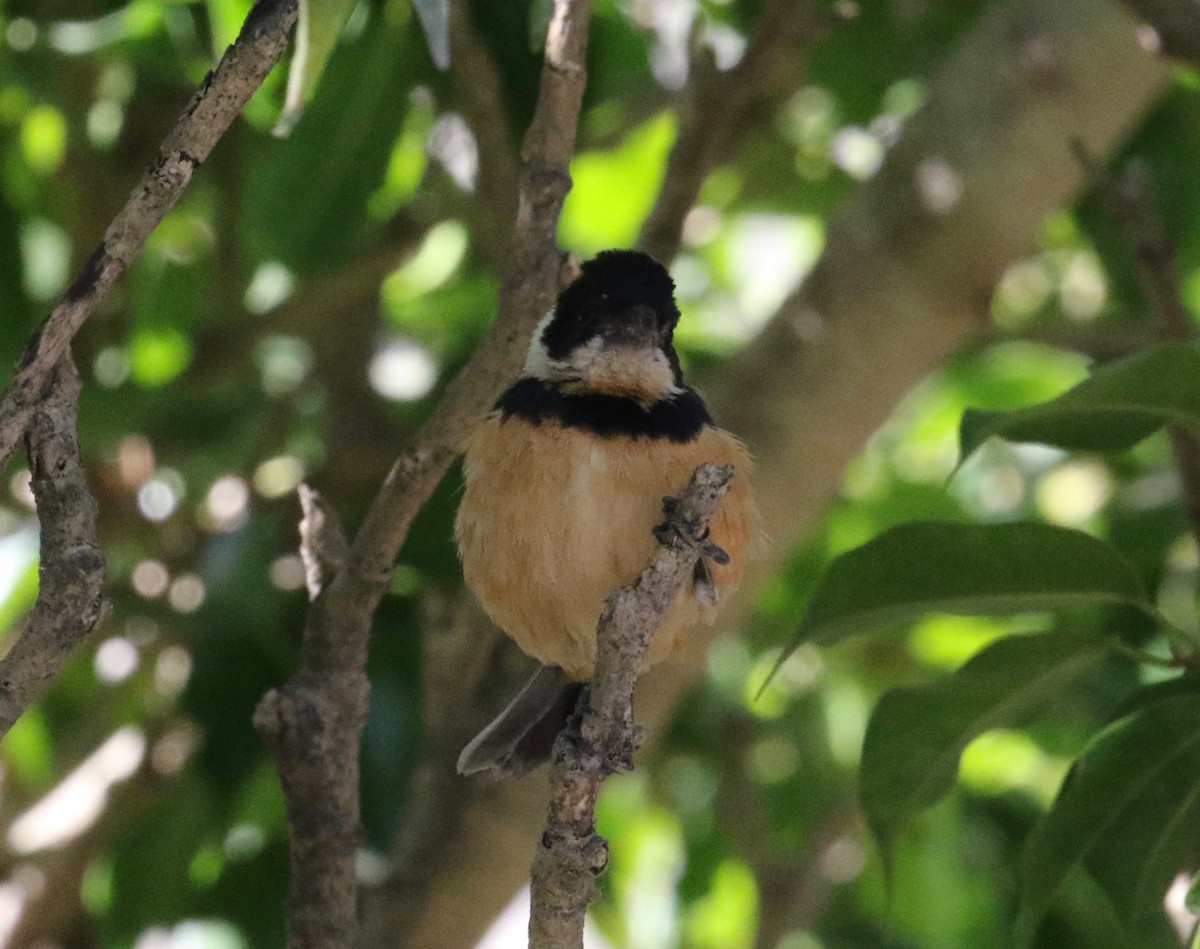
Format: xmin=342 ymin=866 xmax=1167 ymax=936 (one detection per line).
xmin=529 ymin=463 xmax=733 ymax=949
xmin=0 ymin=356 xmax=108 ymax=737
xmin=253 ymin=2 xmax=593 ymax=947
xmin=0 ymin=0 xmax=299 ymax=470
xmin=448 ymin=0 xmax=522 ymax=268
xmin=638 ymin=0 xmax=826 ymax=262
xmin=349 ymin=0 xmax=592 ymax=592
xmin=1121 ymin=0 xmax=1200 ymax=65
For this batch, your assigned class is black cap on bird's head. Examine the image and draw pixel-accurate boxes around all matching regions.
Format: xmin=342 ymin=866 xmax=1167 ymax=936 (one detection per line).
xmin=523 ymin=250 xmax=685 ymax=403
xmin=541 ymin=250 xmax=680 ymax=361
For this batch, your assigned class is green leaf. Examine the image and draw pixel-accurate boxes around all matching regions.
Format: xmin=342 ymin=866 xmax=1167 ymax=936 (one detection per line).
xmin=789 ymin=521 xmax=1153 ymax=648
xmin=204 ymin=0 xmax=253 ymax=55
xmin=412 ymin=0 xmax=450 ymax=69
xmin=860 ymin=631 xmax=1109 ymax=862
xmin=128 ymin=327 xmax=193 ymax=388
xmin=244 ymin=5 xmax=415 ymax=270
xmin=560 ymin=112 xmax=677 ymax=255
xmin=958 ymin=343 xmax=1200 ymax=465
xmin=528 ymin=0 xmax=554 ymax=53
xmin=275 ymin=0 xmax=363 ymax=134
xmin=1016 ymin=692 xmax=1200 ymax=946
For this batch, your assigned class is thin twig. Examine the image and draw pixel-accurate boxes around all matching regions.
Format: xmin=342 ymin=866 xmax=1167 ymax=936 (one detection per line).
xmin=1121 ymin=0 xmax=1200 ymax=65
xmin=637 ymin=0 xmax=825 ymax=262
xmin=448 ymin=0 xmax=522 ymax=268
xmin=254 ymin=2 xmax=593 ymax=947
xmin=0 ymin=0 xmax=298 ymax=471
xmin=528 ymin=463 xmax=734 ymax=949
xmin=0 ymin=357 xmax=108 ymax=737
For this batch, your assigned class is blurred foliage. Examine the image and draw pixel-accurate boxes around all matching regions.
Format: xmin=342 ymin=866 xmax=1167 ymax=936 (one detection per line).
xmin=0 ymin=0 xmax=1199 ymax=946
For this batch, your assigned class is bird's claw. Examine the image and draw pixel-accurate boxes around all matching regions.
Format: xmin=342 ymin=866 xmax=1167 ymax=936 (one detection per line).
xmin=654 ymin=498 xmax=730 ymax=566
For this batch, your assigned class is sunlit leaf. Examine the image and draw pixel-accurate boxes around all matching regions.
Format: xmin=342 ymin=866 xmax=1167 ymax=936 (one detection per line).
xmin=204 ymin=0 xmax=253 ymax=55
xmin=958 ymin=344 xmax=1200 ymax=465
xmin=4 ymin=708 xmax=53 ymax=786
xmin=129 ymin=327 xmax=193 ymax=387
xmin=560 ymin=112 xmax=676 ymax=255
xmin=785 ymin=521 xmax=1154 ymax=650
xmin=860 ymin=632 xmax=1109 ymax=862
xmin=0 ymin=552 xmax=39 ymax=643
xmin=20 ymin=105 xmax=67 ymax=176
xmin=1017 ymin=692 xmax=1200 ymax=946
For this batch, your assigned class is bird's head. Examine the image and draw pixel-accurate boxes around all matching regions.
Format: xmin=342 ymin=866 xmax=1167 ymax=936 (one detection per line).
xmin=523 ymin=250 xmax=683 ymax=404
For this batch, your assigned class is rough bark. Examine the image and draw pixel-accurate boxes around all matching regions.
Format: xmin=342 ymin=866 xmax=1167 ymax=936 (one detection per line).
xmin=0 ymin=358 xmax=107 ymax=737
xmin=528 ymin=465 xmax=733 ymax=949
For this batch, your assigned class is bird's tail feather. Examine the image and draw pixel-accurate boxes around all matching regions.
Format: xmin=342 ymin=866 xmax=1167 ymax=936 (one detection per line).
xmin=457 ymin=664 xmax=583 ymax=780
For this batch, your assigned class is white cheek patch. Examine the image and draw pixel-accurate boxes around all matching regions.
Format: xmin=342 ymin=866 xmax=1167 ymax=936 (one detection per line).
xmin=522 ymin=315 xmax=681 ymax=404
xmin=522 ymin=312 xmax=556 ymax=380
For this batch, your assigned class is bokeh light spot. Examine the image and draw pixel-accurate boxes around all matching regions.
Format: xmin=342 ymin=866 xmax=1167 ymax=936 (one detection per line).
xmin=270 ymin=554 xmax=307 ymax=591
xmin=368 ymin=340 xmax=437 ymax=402
xmin=168 ymin=574 xmax=205 ymax=613
xmin=137 ymin=478 xmax=178 ymax=522
xmin=253 ymin=455 xmax=304 ymax=499
xmin=205 ymin=476 xmax=250 ymax=532
xmin=131 ymin=560 xmax=169 ymax=598
xmin=94 ymin=637 xmax=139 ymax=683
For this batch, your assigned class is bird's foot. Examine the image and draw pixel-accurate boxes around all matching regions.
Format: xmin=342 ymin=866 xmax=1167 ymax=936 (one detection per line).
xmin=655 ymin=494 xmax=730 ymax=573
xmin=599 ymin=722 xmax=645 ymax=775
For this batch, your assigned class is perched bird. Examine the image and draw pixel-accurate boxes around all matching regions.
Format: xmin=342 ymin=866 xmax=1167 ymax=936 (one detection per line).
xmin=455 ymin=249 xmax=758 ymax=778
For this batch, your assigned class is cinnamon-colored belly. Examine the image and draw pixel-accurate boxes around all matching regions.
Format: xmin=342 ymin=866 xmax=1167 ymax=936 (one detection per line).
xmin=455 ymin=415 xmax=755 ymax=680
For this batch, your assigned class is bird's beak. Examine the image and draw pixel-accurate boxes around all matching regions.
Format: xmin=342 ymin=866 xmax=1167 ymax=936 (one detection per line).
xmin=601 ymin=304 xmax=659 ymax=349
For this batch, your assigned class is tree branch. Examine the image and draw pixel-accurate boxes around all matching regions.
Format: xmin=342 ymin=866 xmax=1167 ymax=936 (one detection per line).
xmin=0 ymin=357 xmax=108 ymax=737
xmin=448 ymin=0 xmax=522 ymax=268
xmin=253 ymin=486 xmax=364 ymax=949
xmin=1122 ymin=0 xmax=1200 ymax=65
xmin=528 ymin=464 xmax=734 ymax=949
xmin=0 ymin=0 xmax=298 ymax=471
xmin=255 ymin=2 xmax=593 ymax=946
xmin=637 ymin=0 xmax=826 ymax=262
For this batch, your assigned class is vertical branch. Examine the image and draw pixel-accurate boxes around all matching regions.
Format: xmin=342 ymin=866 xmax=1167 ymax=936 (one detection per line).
xmin=0 ymin=0 xmax=298 ymax=470
xmin=253 ymin=487 xmax=365 ymax=949
xmin=528 ymin=464 xmax=733 ymax=949
xmin=256 ymin=2 xmax=593 ymax=947
xmin=0 ymin=357 xmax=108 ymax=736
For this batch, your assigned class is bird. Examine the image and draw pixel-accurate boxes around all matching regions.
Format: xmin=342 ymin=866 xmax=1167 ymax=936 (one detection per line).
xmin=454 ymin=249 xmax=758 ymax=779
